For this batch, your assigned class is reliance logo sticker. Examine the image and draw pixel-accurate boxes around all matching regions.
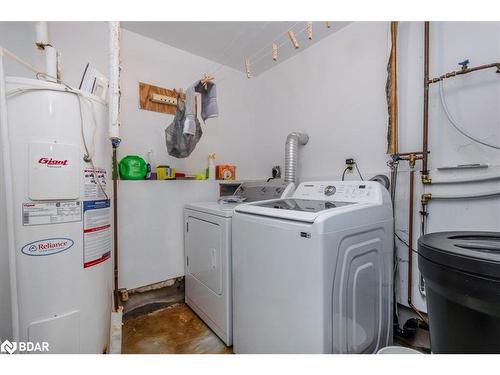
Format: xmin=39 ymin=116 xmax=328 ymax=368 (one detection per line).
xmin=21 ymin=238 xmax=74 ymax=256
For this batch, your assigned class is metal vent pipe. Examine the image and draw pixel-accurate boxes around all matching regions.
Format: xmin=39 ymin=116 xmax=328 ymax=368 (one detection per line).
xmin=284 ymin=132 xmax=309 ymax=184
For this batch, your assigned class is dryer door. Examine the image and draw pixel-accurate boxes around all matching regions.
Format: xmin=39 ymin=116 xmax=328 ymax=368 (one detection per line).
xmin=186 ymin=216 xmax=222 ymax=295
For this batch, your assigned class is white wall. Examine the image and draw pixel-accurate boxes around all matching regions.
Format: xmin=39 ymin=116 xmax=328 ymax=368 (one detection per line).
xmin=116 ymin=29 xmax=261 ymax=287
xmin=252 ymin=22 xmax=390 ymax=181
xmin=49 ymin=23 xmax=259 ymax=288
xmin=389 ymin=22 xmax=500 ymax=311
xmin=251 ymin=21 xmax=500 ymax=312
xmin=49 ymin=22 xmax=109 ymax=88
xmin=119 ymin=28 xmax=258 ymax=178
xmin=117 ymin=180 xmax=220 ymax=289
xmin=0 ymin=22 xmax=44 ymax=77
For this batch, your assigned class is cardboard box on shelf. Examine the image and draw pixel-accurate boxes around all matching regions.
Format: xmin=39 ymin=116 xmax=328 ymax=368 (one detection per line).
xmin=216 ymin=165 xmax=236 ymax=180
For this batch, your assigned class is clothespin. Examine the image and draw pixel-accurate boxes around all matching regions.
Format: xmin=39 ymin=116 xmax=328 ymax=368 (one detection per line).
xmin=272 ymin=43 xmax=278 ymax=61
xmin=201 ymin=73 xmax=214 ymax=90
xmin=326 ymin=21 xmax=331 ymax=28
xmin=306 ymin=22 xmax=313 ymax=40
xmin=288 ymin=30 xmax=299 ymax=49
xmin=245 ymin=58 xmax=251 ymax=79
xmin=176 ymin=88 xmax=185 ymax=101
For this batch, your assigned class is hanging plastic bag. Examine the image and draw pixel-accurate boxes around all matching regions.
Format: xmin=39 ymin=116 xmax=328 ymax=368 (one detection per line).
xmin=165 ymin=97 xmax=203 ymax=158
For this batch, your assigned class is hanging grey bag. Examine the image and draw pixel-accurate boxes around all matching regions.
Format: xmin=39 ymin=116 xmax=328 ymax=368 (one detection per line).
xmin=165 ymin=98 xmax=203 ymax=158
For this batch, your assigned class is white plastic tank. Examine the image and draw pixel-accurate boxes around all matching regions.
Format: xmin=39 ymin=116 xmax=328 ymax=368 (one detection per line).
xmin=1 ymin=77 xmax=112 ymax=353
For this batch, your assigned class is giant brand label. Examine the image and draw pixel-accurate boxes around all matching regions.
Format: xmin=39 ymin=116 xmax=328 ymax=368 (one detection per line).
xmin=37 ymin=157 xmax=69 ymax=168
xmin=21 ymin=238 xmax=74 ymax=256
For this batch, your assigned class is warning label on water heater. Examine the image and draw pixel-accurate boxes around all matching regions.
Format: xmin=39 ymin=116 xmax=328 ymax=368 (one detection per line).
xmin=83 ymin=199 xmax=111 ymax=268
xmin=84 ymin=167 xmax=108 ymax=200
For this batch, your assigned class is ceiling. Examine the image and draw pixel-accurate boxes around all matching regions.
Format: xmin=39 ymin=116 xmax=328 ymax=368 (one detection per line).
xmin=121 ymin=22 xmax=351 ymax=76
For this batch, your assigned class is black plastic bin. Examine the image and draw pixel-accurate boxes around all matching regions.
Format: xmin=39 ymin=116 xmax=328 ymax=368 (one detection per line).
xmin=418 ymin=231 xmax=500 ymax=354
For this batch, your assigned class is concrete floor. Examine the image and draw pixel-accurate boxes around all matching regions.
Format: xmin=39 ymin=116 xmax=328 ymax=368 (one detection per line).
xmin=122 ymin=303 xmax=232 ymax=354
xmin=122 ymin=301 xmax=430 ymax=354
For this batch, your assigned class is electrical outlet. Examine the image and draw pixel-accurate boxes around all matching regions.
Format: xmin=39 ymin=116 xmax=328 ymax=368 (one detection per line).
xmin=345 ymin=158 xmax=356 ymax=171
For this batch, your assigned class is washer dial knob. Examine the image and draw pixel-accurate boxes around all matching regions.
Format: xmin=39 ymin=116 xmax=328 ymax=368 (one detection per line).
xmin=324 ymin=185 xmax=336 ymax=196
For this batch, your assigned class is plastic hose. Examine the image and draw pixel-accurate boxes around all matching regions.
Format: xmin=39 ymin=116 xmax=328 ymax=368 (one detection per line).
xmin=439 ymin=79 xmax=500 ymax=150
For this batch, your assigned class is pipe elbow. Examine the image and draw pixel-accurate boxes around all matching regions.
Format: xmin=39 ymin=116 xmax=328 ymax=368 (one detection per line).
xmin=286 ymin=132 xmax=309 ymax=146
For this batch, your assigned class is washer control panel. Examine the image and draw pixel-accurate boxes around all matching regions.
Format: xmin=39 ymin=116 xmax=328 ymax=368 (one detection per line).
xmin=293 ymin=181 xmax=382 ymax=203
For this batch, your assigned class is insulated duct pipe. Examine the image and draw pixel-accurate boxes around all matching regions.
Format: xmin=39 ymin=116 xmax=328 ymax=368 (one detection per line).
xmin=284 ymin=132 xmax=309 ymax=184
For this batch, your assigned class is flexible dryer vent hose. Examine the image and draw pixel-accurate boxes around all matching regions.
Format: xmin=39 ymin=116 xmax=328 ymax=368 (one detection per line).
xmin=284 ymin=132 xmax=309 ymax=184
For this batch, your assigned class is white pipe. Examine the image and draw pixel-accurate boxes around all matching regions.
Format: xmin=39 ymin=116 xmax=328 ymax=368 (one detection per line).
xmin=108 ymin=308 xmax=123 ymax=354
xmin=0 ymin=47 xmax=20 ymax=342
xmin=44 ymin=46 xmax=57 ymax=81
xmin=108 ymin=22 xmax=121 ymax=141
xmin=35 ymin=22 xmax=57 ymax=82
xmin=431 ymin=190 xmax=500 ymax=200
xmin=439 ymin=79 xmax=500 ymax=150
xmin=35 ymin=21 xmax=49 ymax=47
xmin=431 ymin=174 xmax=500 ymax=185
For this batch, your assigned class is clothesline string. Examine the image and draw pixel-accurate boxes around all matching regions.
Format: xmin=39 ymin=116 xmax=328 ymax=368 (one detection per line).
xmin=249 ymin=24 xmax=309 ymax=68
xmin=209 ymin=21 xmax=272 ymax=76
xmin=206 ymin=22 xmax=302 ymax=79
xmin=209 ymin=24 xmax=315 ymax=81
xmin=245 ymin=22 xmax=300 ymax=63
xmin=201 ymin=22 xmax=329 ymax=80
xmin=205 ymin=24 xmax=251 ymax=75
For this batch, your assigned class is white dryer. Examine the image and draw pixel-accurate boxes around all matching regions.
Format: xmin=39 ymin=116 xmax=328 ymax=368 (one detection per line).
xmin=232 ymin=180 xmax=393 ymax=353
xmin=184 ymin=181 xmax=295 ymax=346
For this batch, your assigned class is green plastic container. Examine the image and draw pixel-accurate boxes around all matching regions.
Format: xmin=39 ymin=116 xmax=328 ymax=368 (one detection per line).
xmin=119 ymin=155 xmax=147 ymax=180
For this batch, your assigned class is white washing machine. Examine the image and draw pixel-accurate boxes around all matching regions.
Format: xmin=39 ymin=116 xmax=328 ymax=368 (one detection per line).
xmin=232 ymin=180 xmax=393 ymax=353
xmin=184 ymin=181 xmax=295 ymax=345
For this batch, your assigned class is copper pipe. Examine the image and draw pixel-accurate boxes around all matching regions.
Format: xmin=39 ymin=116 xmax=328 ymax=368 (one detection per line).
xmin=396 ymin=151 xmax=425 ymax=157
xmin=112 ymin=145 xmax=120 ymax=311
xmin=422 ymin=22 xmax=430 ymax=179
xmin=407 ymin=162 xmax=428 ymax=323
xmin=428 ymin=62 xmax=500 ymax=84
xmin=398 ymin=153 xmax=424 ymax=162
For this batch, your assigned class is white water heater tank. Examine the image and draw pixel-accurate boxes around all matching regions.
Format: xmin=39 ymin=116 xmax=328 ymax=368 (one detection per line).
xmin=1 ymin=77 xmax=112 ymax=353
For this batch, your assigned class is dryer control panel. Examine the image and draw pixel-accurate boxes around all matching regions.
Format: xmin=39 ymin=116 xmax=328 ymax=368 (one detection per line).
xmin=293 ymin=181 xmax=383 ymax=203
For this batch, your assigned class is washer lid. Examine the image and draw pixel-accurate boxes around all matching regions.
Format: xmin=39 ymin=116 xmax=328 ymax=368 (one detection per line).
xmin=418 ymin=231 xmax=500 ymax=278
xmin=235 ymin=198 xmax=357 ymax=223
xmin=253 ymin=198 xmax=353 ymax=212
